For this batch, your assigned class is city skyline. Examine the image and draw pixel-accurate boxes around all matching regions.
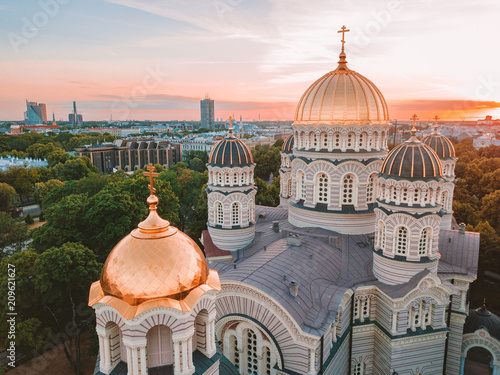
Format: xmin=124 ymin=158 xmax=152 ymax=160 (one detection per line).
xmin=1 ymin=0 xmax=500 ymax=122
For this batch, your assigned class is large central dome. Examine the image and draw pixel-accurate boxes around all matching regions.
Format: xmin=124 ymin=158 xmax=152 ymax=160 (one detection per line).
xmin=294 ymin=53 xmax=389 ymax=125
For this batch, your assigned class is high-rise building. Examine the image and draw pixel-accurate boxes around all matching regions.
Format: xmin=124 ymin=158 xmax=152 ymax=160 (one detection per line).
xmin=69 ymin=101 xmax=83 ymax=126
xmin=24 ymin=100 xmax=47 ymax=125
xmin=200 ymin=94 xmax=214 ymax=128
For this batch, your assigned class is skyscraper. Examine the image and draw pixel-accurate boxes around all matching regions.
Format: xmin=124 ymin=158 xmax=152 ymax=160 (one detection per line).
xmin=69 ymin=101 xmax=83 ymax=126
xmin=24 ymin=100 xmax=47 ymax=125
xmin=200 ymin=94 xmax=214 ymax=128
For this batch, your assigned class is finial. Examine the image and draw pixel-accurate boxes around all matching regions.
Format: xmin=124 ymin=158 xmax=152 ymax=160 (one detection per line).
xmin=227 ymin=116 xmax=235 ymax=138
xmin=433 ymin=115 xmax=440 ymax=132
xmin=483 ymin=298 xmax=486 ymax=307
xmin=143 ymin=163 xmax=160 ymax=207
xmin=410 ymin=114 xmax=418 ymax=135
xmin=336 ymin=25 xmax=350 ymax=70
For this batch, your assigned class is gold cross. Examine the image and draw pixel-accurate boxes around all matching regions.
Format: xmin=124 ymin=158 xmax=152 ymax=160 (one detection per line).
xmin=228 ymin=116 xmax=234 ymax=132
xmin=143 ymin=163 xmax=159 ymax=196
xmin=338 ymin=25 xmax=350 ymax=52
xmin=411 ymin=114 xmax=419 ymax=125
xmin=433 ymin=115 xmax=439 ymax=123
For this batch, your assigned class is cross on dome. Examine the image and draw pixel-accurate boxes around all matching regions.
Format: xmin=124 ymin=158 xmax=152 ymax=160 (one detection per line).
xmin=411 ymin=114 xmax=419 ymax=135
xmin=433 ymin=115 xmax=440 ymax=131
xmin=143 ymin=163 xmax=159 ymax=196
xmin=338 ymin=25 xmax=350 ymax=53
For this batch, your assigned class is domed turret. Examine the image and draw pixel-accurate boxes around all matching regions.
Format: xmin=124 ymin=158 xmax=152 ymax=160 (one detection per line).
xmin=89 ymin=166 xmax=221 ymax=375
xmin=288 ymin=26 xmax=390 ymax=234
xmin=208 ymin=125 xmax=253 ymax=167
xmin=421 ymin=117 xmax=457 ymax=229
xmin=206 ymin=117 xmax=256 ymax=252
xmin=279 ymin=134 xmax=294 ymax=207
xmin=373 ymin=116 xmax=445 ymax=285
xmin=465 ymin=303 xmax=500 ymax=341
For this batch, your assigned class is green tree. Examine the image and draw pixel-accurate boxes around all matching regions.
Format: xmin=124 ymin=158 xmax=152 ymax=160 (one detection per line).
xmin=52 ymin=157 xmax=97 ymax=181
xmin=47 ymin=147 xmax=71 ymax=167
xmin=26 ymin=142 xmax=56 ymax=160
xmin=14 ymin=318 xmax=51 ymax=354
xmin=453 ymin=201 xmax=479 ymax=227
xmin=0 ymin=182 xmax=16 ymax=211
xmin=480 ymin=190 xmax=500 ymax=232
xmin=252 ymin=144 xmax=281 ymax=181
xmin=0 ymin=212 xmax=28 ymax=257
xmin=34 ymin=179 xmax=64 ymax=210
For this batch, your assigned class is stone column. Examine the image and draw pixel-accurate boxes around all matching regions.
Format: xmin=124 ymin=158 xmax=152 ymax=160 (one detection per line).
xmin=459 ymin=356 xmax=465 ymax=375
xmin=131 ymin=347 xmax=139 ymax=375
xmin=308 ymin=348 xmax=316 ymax=375
xmin=188 ymin=337 xmax=194 ymax=369
xmin=174 ymin=340 xmax=181 ymax=374
xmin=104 ymin=335 xmax=112 ymax=369
xmin=492 ymin=364 xmax=499 ymax=375
xmin=139 ymin=346 xmax=147 ymax=375
xmin=126 ymin=346 xmax=133 ymax=375
xmin=182 ymin=339 xmax=188 ymax=372
xmin=98 ymin=334 xmax=106 ymax=370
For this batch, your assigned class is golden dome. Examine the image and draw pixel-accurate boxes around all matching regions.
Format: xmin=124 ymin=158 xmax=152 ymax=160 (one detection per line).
xmin=294 ymin=51 xmax=389 ymax=126
xmin=89 ymin=166 xmax=220 ymax=318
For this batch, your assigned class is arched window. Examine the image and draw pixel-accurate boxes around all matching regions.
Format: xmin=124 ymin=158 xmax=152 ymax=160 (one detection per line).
xmin=147 ymin=325 xmax=172 ymax=368
xmin=341 ymin=174 xmax=356 ymax=204
xmin=248 ymin=200 xmax=254 ymax=224
xmin=309 ymin=132 xmax=317 ymax=149
xmin=413 ymin=188 xmax=421 ymax=204
xmin=391 ymin=186 xmax=397 ymax=202
xmin=441 ymin=190 xmax=449 ymax=210
xmin=418 ymin=227 xmax=432 ymax=256
xmin=443 ymin=164 xmax=449 ymax=176
xmin=334 ymin=133 xmax=341 ymax=149
xmin=241 ymin=172 xmax=247 ymax=185
xmin=394 ymin=226 xmax=409 ymax=256
xmin=231 ymin=202 xmax=240 ymax=226
xmin=244 ymin=329 xmax=258 ymax=375
xmin=225 ymin=173 xmax=230 ymax=185
xmin=347 ymin=133 xmax=354 ymax=149
xmin=216 ymin=202 xmax=223 ymax=225
xmin=287 ymin=179 xmax=292 ymax=197
xmin=377 ymin=221 xmax=385 ymax=250
xmin=401 ymin=187 xmax=409 ymax=203
xmin=321 ymin=132 xmax=328 ymax=149
xmin=217 ymin=172 xmax=222 ymax=185
xmin=316 ymin=173 xmax=329 ymax=204
xmin=263 ymin=347 xmax=271 ymax=375
xmin=373 ymin=132 xmax=379 ymax=149
xmin=366 ymin=173 xmax=376 ymax=203
xmin=233 ymin=173 xmax=238 ymax=185
xmin=297 ymin=171 xmax=306 ymax=200
xmin=359 ymin=132 xmax=367 ymax=149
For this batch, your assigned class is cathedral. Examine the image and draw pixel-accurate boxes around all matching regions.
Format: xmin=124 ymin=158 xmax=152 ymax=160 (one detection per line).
xmin=89 ymin=28 xmax=500 ymax=375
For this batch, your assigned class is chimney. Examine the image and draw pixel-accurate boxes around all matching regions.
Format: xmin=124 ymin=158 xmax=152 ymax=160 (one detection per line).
xmin=289 ymin=281 xmax=298 ymax=298
xmin=272 ymin=221 xmax=279 ymax=233
xmin=459 ymin=223 xmax=466 ymax=233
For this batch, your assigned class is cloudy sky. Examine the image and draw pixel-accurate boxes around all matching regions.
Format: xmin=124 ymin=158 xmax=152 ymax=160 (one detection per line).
xmin=1 ymin=0 xmax=499 ymax=122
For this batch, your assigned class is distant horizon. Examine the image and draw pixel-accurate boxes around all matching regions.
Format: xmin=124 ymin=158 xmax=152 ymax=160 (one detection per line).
xmin=1 ymin=0 xmax=500 ymax=122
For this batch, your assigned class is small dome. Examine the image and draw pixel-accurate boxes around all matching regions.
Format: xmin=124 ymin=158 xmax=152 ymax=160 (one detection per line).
xmin=294 ymin=53 xmax=389 ymax=126
xmin=89 ymin=177 xmax=220 ymax=317
xmin=464 ymin=305 xmax=500 ymax=340
xmin=281 ymin=134 xmax=294 ymax=153
xmin=208 ymin=133 xmax=253 ymax=166
xmin=381 ymin=135 xmax=442 ymax=180
xmin=422 ymin=126 xmax=455 ymax=159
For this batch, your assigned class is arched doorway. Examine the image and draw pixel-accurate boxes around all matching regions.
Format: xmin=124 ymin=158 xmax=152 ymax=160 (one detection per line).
xmin=147 ymin=325 xmax=173 ymax=369
xmin=465 ymin=346 xmax=493 ymax=375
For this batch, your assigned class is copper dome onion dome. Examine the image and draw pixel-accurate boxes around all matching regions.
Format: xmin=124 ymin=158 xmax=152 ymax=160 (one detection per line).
xmin=89 ymin=165 xmax=220 ymax=318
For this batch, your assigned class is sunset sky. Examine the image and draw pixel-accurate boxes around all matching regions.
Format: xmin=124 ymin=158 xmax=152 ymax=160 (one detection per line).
xmin=1 ymin=0 xmax=500 ymax=122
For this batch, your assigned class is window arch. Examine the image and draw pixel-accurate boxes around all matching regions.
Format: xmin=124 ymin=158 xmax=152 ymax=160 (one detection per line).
xmin=217 ymin=172 xmax=222 ymax=185
xmin=309 ymin=132 xmax=317 ymax=149
xmin=233 ymin=173 xmax=238 ymax=185
xmin=147 ymin=325 xmax=173 ymax=368
xmin=248 ymin=200 xmax=254 ymax=224
xmin=225 ymin=173 xmax=230 ymax=186
xmin=359 ymin=132 xmax=367 ymax=149
xmin=366 ymin=173 xmax=377 ymax=203
xmin=296 ymin=171 xmax=306 ymax=200
xmin=418 ymin=227 xmax=432 ymax=256
xmin=333 ymin=133 xmax=341 ymax=149
xmin=346 ymin=132 xmax=354 ymax=149
xmin=341 ymin=174 xmax=356 ymax=205
xmin=401 ymin=187 xmax=409 ymax=203
xmin=216 ymin=202 xmax=223 ymax=225
xmin=441 ymin=190 xmax=449 ymax=210
xmin=377 ymin=221 xmax=385 ymax=250
xmin=321 ymin=132 xmax=328 ymax=149
xmin=287 ymin=179 xmax=292 ymax=197
xmin=394 ymin=226 xmax=409 ymax=256
xmin=315 ymin=173 xmax=329 ymax=204
xmin=413 ymin=188 xmax=421 ymax=204
xmin=231 ymin=202 xmax=240 ymax=226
